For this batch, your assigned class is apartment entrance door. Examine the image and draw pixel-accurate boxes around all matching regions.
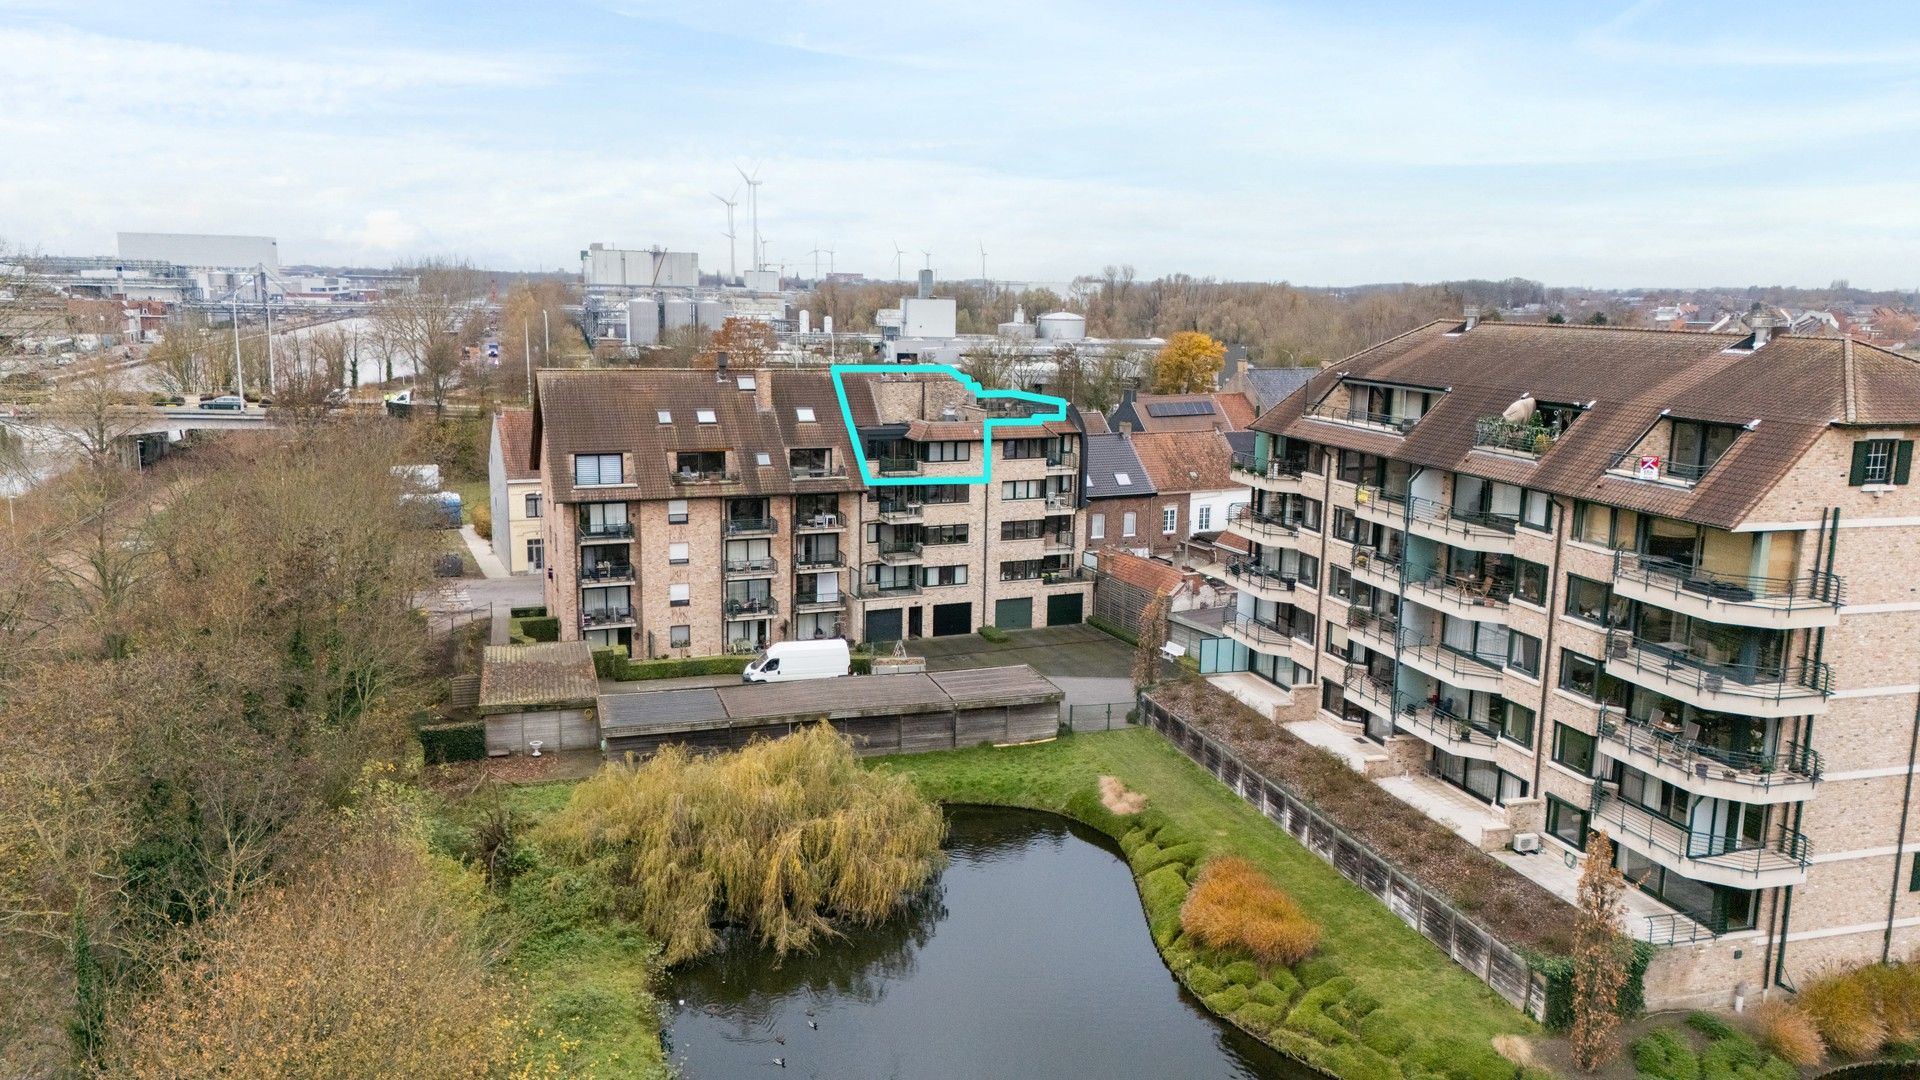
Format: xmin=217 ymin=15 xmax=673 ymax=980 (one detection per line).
xmin=908 ymin=606 xmax=924 ymax=638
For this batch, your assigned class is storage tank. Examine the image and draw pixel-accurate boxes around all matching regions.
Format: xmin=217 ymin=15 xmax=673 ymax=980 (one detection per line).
xmin=625 ymin=298 xmax=660 ymax=346
xmin=663 ymin=298 xmax=695 ymax=332
xmin=695 ymin=300 xmax=725 ymax=330
xmin=1036 ymin=311 xmax=1086 ymax=341
xmin=798 ymin=309 xmax=811 ymax=335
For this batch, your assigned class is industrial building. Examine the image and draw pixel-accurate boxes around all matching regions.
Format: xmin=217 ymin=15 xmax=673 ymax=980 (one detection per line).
xmin=116 ymin=232 xmax=279 ymax=269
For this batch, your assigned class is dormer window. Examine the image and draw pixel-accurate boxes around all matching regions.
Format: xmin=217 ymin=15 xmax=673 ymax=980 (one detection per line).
xmin=1669 ymin=419 xmax=1741 ymax=482
xmin=573 ymin=453 xmax=622 ymax=486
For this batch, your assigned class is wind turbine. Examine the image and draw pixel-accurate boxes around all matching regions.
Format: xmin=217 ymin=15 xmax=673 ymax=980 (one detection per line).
xmin=977 ymin=239 xmax=987 ymax=283
xmin=824 ymin=243 xmax=835 ymax=277
xmin=892 ymin=241 xmax=905 ymax=281
xmin=809 ymin=242 xmax=824 ymax=282
xmin=713 ymin=188 xmax=739 ymax=281
xmin=734 ymin=164 xmax=762 ymax=271
xmin=921 ymin=249 xmax=934 ymax=272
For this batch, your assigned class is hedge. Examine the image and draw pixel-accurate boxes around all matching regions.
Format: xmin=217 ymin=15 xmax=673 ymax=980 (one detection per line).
xmin=419 ymin=722 xmax=486 ymax=763
xmin=1529 ymin=938 xmax=1654 ymax=1031
xmin=516 ymin=616 xmax=560 ymax=642
xmin=510 ymin=605 xmax=547 ymax=618
xmin=978 ymin=625 xmax=1011 ymax=643
xmin=1087 ymin=615 xmax=1138 ymax=646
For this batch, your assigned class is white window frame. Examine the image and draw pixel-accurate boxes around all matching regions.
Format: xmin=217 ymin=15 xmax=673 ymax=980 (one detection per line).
xmin=1122 ymin=512 xmax=1137 ymax=538
xmin=526 ymin=537 xmax=543 ymax=569
xmin=667 ymin=498 xmax=689 ymax=524
xmin=796 ymin=407 xmax=816 ymax=422
xmin=1196 ymin=505 xmax=1211 ymax=531
xmin=1090 ymin=513 xmax=1105 ymax=540
xmin=573 ymin=453 xmax=622 ymax=486
xmin=524 ymin=492 xmax=541 ymax=518
xmin=669 ymin=583 xmax=691 ymax=606
xmin=696 ymin=409 xmax=717 ymax=424
xmin=1162 ymin=506 xmax=1178 ymax=535
xmin=668 ymin=542 xmax=690 ymax=564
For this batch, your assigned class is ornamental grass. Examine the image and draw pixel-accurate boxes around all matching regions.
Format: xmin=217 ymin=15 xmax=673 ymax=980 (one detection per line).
xmin=1180 ymin=856 xmax=1321 ymax=968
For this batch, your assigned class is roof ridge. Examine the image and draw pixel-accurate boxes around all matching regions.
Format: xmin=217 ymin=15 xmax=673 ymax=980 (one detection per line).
xmin=1843 ymin=336 xmax=1858 ymax=424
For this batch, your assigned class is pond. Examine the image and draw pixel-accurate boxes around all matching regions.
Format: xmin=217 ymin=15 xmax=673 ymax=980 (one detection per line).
xmin=666 ymin=805 xmax=1313 ymax=1079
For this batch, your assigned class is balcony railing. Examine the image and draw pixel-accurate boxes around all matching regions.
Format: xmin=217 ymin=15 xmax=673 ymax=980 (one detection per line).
xmin=790 ymin=464 xmax=848 ymax=480
xmin=671 ymin=468 xmax=739 ymax=484
xmin=1044 ymin=493 xmax=1075 ymax=512
xmin=1643 ymin=912 xmax=1723 ymax=946
xmin=794 ymin=511 xmax=844 ymax=530
xmin=1612 ymin=551 xmax=1846 ymax=612
xmin=1597 ymin=710 xmax=1822 ymax=791
xmin=1399 ymin=631 xmax=1506 ymax=685
xmin=578 ymin=521 xmax=634 ymax=541
xmin=1304 ymin=402 xmax=1420 ymax=435
xmin=1473 ymin=416 xmax=1563 ymax=456
xmin=794 ymin=550 xmax=844 ymax=569
xmin=1345 ymin=605 xmax=1399 ymax=639
xmin=724 ymin=596 xmax=778 ymax=617
xmin=876 ymin=501 xmax=924 ymax=522
xmin=1349 ymin=546 xmax=1402 ymax=577
xmin=876 ymin=455 xmax=921 ymax=476
xmin=578 ymin=563 xmax=635 ymax=583
xmin=1404 ymin=563 xmax=1512 ymax=608
xmin=1042 ymin=531 xmax=1075 ymax=552
xmin=724 ymin=517 xmax=777 ymax=536
xmin=793 ymin=590 xmax=844 ymax=608
xmin=852 ymin=581 xmax=921 ymax=598
xmin=1341 ymin=663 xmax=1397 ymax=713
xmin=1230 ymin=452 xmax=1307 ymax=482
xmin=581 ymin=607 xmax=634 ymax=629
xmin=1226 ymin=559 xmax=1297 ymax=594
xmin=1224 ymin=611 xmax=1293 ymax=648
xmin=1041 ymin=567 xmax=1087 ymax=585
xmin=878 ymin=540 xmax=924 ymax=562
xmin=1396 ymin=695 xmax=1500 ymax=751
xmin=1408 ymin=495 xmax=1518 ymax=537
xmin=1228 ymin=502 xmax=1300 ymax=536
xmin=1604 ymin=631 xmax=1835 ymax=705
xmin=1590 ymin=789 xmax=1811 ymax=877
xmin=1046 ymin=449 xmax=1078 ymax=470
xmin=1605 ymin=450 xmax=1718 ymax=487
xmin=724 ymin=556 xmax=777 ymax=576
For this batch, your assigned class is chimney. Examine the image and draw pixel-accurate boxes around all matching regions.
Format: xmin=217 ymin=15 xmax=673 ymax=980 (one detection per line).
xmin=1750 ymin=314 xmax=1779 ymax=349
xmin=755 ymin=371 xmax=775 ymax=411
xmin=917 ymin=269 xmax=933 ymax=299
xmin=1119 ymin=421 xmax=1133 ymax=437
xmin=715 ymin=350 xmax=729 ymax=372
xmin=1463 ymin=305 xmax=1480 ymax=332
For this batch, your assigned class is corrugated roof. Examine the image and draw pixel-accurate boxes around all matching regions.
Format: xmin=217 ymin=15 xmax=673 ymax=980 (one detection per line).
xmin=1083 ymin=432 xmax=1156 ymax=499
xmin=1131 ymin=431 xmax=1238 ymax=493
xmin=1250 ymin=321 xmax=1920 ymax=529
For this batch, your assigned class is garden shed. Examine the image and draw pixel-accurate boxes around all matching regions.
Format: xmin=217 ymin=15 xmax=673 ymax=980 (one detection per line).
xmin=477 ymin=641 xmax=600 ymax=754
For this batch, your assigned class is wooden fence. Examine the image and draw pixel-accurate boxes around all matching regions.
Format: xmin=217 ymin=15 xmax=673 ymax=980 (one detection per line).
xmin=1138 ymin=694 xmax=1549 ymax=1020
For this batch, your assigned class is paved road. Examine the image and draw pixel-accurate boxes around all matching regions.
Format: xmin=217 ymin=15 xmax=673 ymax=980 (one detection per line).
xmin=908 ymin=624 xmax=1134 ymax=708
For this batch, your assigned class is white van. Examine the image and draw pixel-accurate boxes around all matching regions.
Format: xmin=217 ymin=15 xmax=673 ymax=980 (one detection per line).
xmin=741 ymin=639 xmax=851 ymax=683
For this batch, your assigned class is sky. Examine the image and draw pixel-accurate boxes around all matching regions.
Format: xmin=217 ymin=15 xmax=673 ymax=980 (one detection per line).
xmin=3 ymin=0 xmax=1919 ymax=288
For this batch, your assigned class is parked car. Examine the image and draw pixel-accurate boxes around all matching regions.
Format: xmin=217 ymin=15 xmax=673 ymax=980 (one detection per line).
xmin=741 ymin=639 xmax=851 ymax=683
xmin=198 ymin=394 xmax=244 ymax=411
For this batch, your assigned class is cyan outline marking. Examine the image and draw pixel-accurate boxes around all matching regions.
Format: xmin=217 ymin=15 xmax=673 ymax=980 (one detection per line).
xmin=830 ymin=363 xmax=1068 ymax=487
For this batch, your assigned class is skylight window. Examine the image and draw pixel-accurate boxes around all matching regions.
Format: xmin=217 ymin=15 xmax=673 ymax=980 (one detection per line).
xmin=1115 ymin=472 xmax=1132 ymax=486
xmin=795 ymin=407 xmax=816 ymax=422
xmin=656 ymin=410 xmax=672 ymax=424
xmin=755 ymin=452 xmax=772 ymax=466
xmin=696 ymin=410 xmax=717 ymax=424
xmin=737 ymin=375 xmax=758 ymax=390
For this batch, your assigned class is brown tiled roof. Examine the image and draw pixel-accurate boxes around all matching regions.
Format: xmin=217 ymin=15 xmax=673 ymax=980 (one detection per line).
xmin=478 ymin=642 xmax=599 ymax=713
xmin=1098 ymin=547 xmax=1184 ymax=596
xmin=1130 ymin=431 xmax=1238 ymax=493
xmin=1127 ymin=392 xmax=1240 ymax=433
xmin=1077 ymin=409 xmax=1112 ymax=435
xmin=494 ymin=409 xmax=536 ymax=482
xmin=1250 ymin=321 xmax=1920 ymax=529
xmin=1212 ymin=392 xmax=1256 ymax=430
xmin=534 ymin=368 xmax=862 ymax=502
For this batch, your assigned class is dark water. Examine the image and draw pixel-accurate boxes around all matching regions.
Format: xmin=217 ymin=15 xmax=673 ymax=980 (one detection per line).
xmin=665 ymin=806 xmax=1310 ymax=1080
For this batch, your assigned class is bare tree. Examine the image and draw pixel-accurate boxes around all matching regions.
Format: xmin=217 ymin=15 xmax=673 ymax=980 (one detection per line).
xmin=37 ymin=355 xmax=154 ymax=473
xmin=1571 ymin=830 xmax=1630 ymax=1071
xmin=370 ymin=259 xmax=483 ymax=408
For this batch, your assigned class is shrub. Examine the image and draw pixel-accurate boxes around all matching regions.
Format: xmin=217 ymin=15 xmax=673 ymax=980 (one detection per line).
xmin=1185 ymin=965 xmax=1227 ymax=998
xmin=517 ymin=616 xmax=559 ymax=643
xmin=613 ymin=655 xmax=753 ymax=681
xmin=850 ymin=654 xmax=873 ymax=675
xmin=1862 ymin=962 xmax=1920 ymax=1042
xmin=978 ymin=625 xmax=1010 ymax=643
xmin=1633 ymin=1027 xmax=1699 ymax=1080
xmin=1132 ymin=840 xmax=1204 ymax=876
xmin=1204 ymin=985 xmax=1251 ymax=1015
xmin=1751 ymin=999 xmax=1820 ymax=1060
xmin=1087 ymin=615 xmax=1138 ymax=646
xmin=418 ymin=722 xmax=486 ymax=763
xmin=1220 ymin=960 xmax=1261 ymax=988
xmin=471 ymin=498 xmax=492 ymax=540
xmin=1800 ymin=968 xmax=1889 ymax=1058
xmin=1686 ymin=1011 xmax=1738 ymax=1041
xmin=590 ymin=646 xmax=626 ymax=679
xmin=1181 ymin=857 xmax=1321 ymax=969
xmin=510 ymin=605 xmax=547 ymax=618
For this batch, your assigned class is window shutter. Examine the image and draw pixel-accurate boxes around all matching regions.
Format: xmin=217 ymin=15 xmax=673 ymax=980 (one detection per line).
xmin=1849 ymin=442 xmax=1872 ymax=486
xmin=1897 ymin=441 xmax=1914 ymax=485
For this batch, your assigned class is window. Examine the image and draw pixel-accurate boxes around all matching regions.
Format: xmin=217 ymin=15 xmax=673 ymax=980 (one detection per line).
xmin=1329 ymin=566 xmax=1353 ymax=600
xmin=1122 ymin=512 xmax=1137 ymax=537
xmin=1332 ymin=508 xmax=1357 ymax=543
xmin=1114 ymin=471 xmax=1132 ymax=487
xmin=1507 ymin=630 xmax=1541 ymax=677
xmin=755 ymin=452 xmax=772 ymax=467
xmin=1295 ymin=553 xmax=1320 ymax=590
xmin=795 ymin=407 xmax=816 ymax=422
xmin=524 ymin=492 xmax=542 ymax=518
xmin=1546 ymin=797 xmax=1589 ymax=849
xmin=526 ymin=538 xmax=544 ymax=569
xmin=1002 ymin=519 xmax=1045 ymax=541
xmin=1565 ymin=575 xmax=1628 ymax=628
xmin=736 ymin=375 xmax=757 ymax=390
xmin=1162 ymin=506 xmax=1179 ymax=534
xmin=923 ymin=564 xmax=968 ymax=587
xmin=1513 ymin=559 xmax=1546 ymax=605
xmin=1197 ymin=505 xmax=1212 ymax=531
xmin=923 ymin=440 xmax=971 ymax=462
xmin=1002 ymin=438 xmax=1046 ymax=459
xmin=1669 ymin=419 xmax=1740 ymax=479
xmin=696 ymin=409 xmax=717 ymax=424
xmin=1000 ymin=559 xmax=1043 ymax=581
xmin=1573 ymin=501 xmax=1639 ymax=550
xmin=921 ymin=484 xmax=971 ymax=505
xmin=573 ymin=453 xmax=622 ymax=486
xmin=1296 ymin=497 xmax=1323 ymax=532
xmin=670 ymin=624 xmax=690 ymax=648
xmin=1910 ymin=853 xmax=1920 ymax=893
xmin=669 ymin=583 xmax=690 ymax=606
xmin=1090 ymin=514 xmax=1106 ymax=541
xmin=1500 ymin=701 xmax=1535 ymax=745
xmin=1520 ymin=490 xmax=1552 ymax=531
xmin=667 ymin=499 xmax=689 ymax=525
xmin=1002 ymin=480 xmax=1044 ymax=500
xmin=656 ymin=410 xmax=672 ymax=424
xmin=1852 ymin=438 xmax=1912 ymax=487
xmin=1553 ymin=723 xmax=1597 ymax=774
xmin=668 ymin=542 xmax=690 ymax=564
xmin=1558 ymin=648 xmax=1627 ymax=706
xmin=924 ymin=524 xmax=969 ymax=545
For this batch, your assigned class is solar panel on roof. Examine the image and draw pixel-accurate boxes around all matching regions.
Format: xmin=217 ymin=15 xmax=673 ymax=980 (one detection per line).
xmin=1145 ymin=400 xmax=1216 ymax=418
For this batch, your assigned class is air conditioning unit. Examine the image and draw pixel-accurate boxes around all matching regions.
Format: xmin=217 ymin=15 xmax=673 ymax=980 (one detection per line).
xmin=1511 ymin=833 xmax=1542 ymax=855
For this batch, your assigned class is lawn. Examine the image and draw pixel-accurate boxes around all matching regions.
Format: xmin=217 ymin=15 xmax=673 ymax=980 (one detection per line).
xmin=878 ymin=728 xmax=1538 ymax=1078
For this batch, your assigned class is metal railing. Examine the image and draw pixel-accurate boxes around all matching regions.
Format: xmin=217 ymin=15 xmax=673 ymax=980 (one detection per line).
xmin=1404 ymin=563 xmax=1513 ymax=607
xmin=878 ymin=540 xmax=924 ymax=561
xmin=1349 ymin=546 xmax=1402 ymax=577
xmin=578 ymin=521 xmax=634 ymax=541
xmin=1605 ymin=450 xmax=1718 ymax=486
xmin=794 ymin=550 xmax=844 ymax=568
xmin=1406 ymin=494 xmax=1519 ymax=537
xmin=1226 ymin=558 xmax=1297 ymax=593
xmin=578 ymin=563 xmax=635 ymax=583
xmin=876 ymin=501 xmax=924 ymax=521
xmin=852 ymin=581 xmax=921 ymax=598
xmin=671 ymin=468 xmax=739 ymax=484
xmin=789 ymin=464 xmax=848 ymax=480
xmin=1473 ymin=416 xmax=1562 ymax=456
xmin=724 ymin=517 xmax=777 ymax=536
xmin=1597 ymin=710 xmax=1822 ymax=789
xmin=1041 ymin=567 xmax=1087 ymax=585
xmin=1228 ymin=502 xmax=1300 ymax=536
xmin=1399 ymin=631 xmax=1506 ymax=683
xmin=793 ymin=590 xmax=844 ymax=608
xmin=1230 ymin=452 xmax=1307 ymax=482
xmin=1046 ymin=449 xmax=1078 ymax=470
xmin=1591 ymin=789 xmax=1811 ymax=874
xmin=1042 ymin=531 xmax=1075 ymax=551
xmin=1644 ymin=911 xmax=1724 ymax=946
xmin=1604 ymin=630 xmax=1835 ymax=703
xmin=724 ymin=596 xmax=779 ymax=616
xmin=877 ymin=455 xmax=921 ymax=475
xmin=1303 ymin=402 xmax=1420 ymax=434
xmin=1224 ymin=611 xmax=1294 ymax=648
xmin=1611 ymin=550 xmax=1846 ymax=611
xmin=1396 ymin=695 xmax=1501 ymax=750
xmin=724 ymin=556 xmax=777 ymax=576
xmin=1044 ymin=494 xmax=1075 ymax=512
xmin=1340 ymin=663 xmax=1396 ymax=712
xmin=581 ymin=607 xmax=634 ymax=628
xmin=1345 ymin=605 xmax=1400 ymax=638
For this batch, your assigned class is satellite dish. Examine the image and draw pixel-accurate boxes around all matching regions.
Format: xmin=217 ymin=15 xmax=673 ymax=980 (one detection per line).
xmin=1501 ymin=394 xmax=1537 ymax=424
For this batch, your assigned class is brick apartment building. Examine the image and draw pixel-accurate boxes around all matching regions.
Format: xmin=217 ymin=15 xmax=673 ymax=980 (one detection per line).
xmin=1226 ymin=316 xmax=1920 ymax=1004
xmin=528 ymin=367 xmax=1092 ymax=658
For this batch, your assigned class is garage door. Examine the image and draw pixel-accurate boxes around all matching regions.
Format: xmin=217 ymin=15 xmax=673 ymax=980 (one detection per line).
xmin=932 ymin=602 xmax=973 ymax=637
xmin=864 ymin=607 xmax=903 ymax=645
xmin=993 ymin=597 xmax=1033 ymax=630
xmin=1046 ymin=592 xmax=1084 ymax=626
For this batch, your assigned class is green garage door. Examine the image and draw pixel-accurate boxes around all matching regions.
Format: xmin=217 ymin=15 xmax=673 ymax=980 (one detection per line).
xmin=993 ymin=597 xmax=1033 ymax=630
xmin=863 ymin=607 xmax=903 ymax=645
xmin=932 ymin=602 xmax=973 ymax=637
xmin=1046 ymin=592 xmax=1084 ymax=626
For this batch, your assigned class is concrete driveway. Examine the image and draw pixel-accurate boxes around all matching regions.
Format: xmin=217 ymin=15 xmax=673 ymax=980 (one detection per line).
xmin=907 ymin=624 xmax=1135 ymax=709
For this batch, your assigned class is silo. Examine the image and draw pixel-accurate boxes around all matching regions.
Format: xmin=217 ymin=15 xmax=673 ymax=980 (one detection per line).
xmin=663 ymin=298 xmax=695 ymax=332
xmin=625 ymin=298 xmax=660 ymax=346
xmin=696 ymin=299 xmax=725 ymax=330
xmin=1036 ymin=311 xmax=1087 ymax=341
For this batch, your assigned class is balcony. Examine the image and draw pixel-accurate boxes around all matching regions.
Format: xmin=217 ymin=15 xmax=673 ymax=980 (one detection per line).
xmin=724 ymin=596 xmax=779 ymax=618
xmin=724 ymin=555 xmax=777 ymax=577
xmin=578 ymin=521 xmax=634 ymax=542
xmin=1596 ymin=711 xmax=1820 ymax=804
xmin=1042 ymin=531 xmax=1076 ymax=555
xmin=1041 ymin=567 xmax=1088 ymax=586
xmin=581 ymin=607 xmax=634 ymax=630
xmin=794 ymin=550 xmax=845 ymax=570
xmin=1603 ymin=631 xmax=1833 ymax=719
xmin=1394 ymin=696 xmax=1500 ymax=761
xmin=1348 ymin=547 xmax=1403 ymax=595
xmin=1230 ymin=452 xmax=1307 ymax=495
xmin=671 ymin=468 xmax=739 ymax=485
xmin=1472 ymin=416 xmax=1563 ymax=457
xmin=876 ymin=455 xmax=921 ymax=476
xmin=876 ymin=500 xmax=924 ymax=523
xmin=1344 ymin=606 xmax=1399 ymax=655
xmin=878 ymin=540 xmax=924 ymax=564
xmin=1610 ymin=551 xmax=1843 ymax=630
xmin=1590 ymin=790 xmax=1809 ymax=889
xmin=1222 ymin=611 xmax=1293 ymax=652
xmin=852 ymin=580 xmax=922 ymax=599
xmin=578 ymin=563 xmax=635 ymax=585
xmin=1398 ymin=632 xmax=1506 ymax=695
xmin=1604 ymin=450 xmax=1716 ymax=489
xmin=1046 ymin=449 xmax=1078 ymax=473
xmin=790 ymin=464 xmax=848 ymax=481
xmin=1044 ymin=493 xmax=1075 ymax=513
xmin=1340 ymin=663 xmax=1396 ymax=719
xmin=724 ymin=517 xmax=777 ymax=537
xmin=1403 ymin=565 xmax=1510 ymax=622
xmin=1407 ymin=496 xmax=1516 ymax=552
xmin=792 ymin=589 xmax=845 ymax=611
xmin=1225 ymin=503 xmax=1301 ymax=546
xmin=1303 ymin=401 xmax=1420 ymax=436
xmin=794 ymin=511 xmax=845 ymax=532
xmin=1225 ymin=558 xmax=1298 ymax=603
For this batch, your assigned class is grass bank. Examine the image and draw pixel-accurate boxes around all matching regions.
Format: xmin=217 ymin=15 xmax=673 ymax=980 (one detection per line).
xmin=878 ymin=728 xmax=1538 ymax=1080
